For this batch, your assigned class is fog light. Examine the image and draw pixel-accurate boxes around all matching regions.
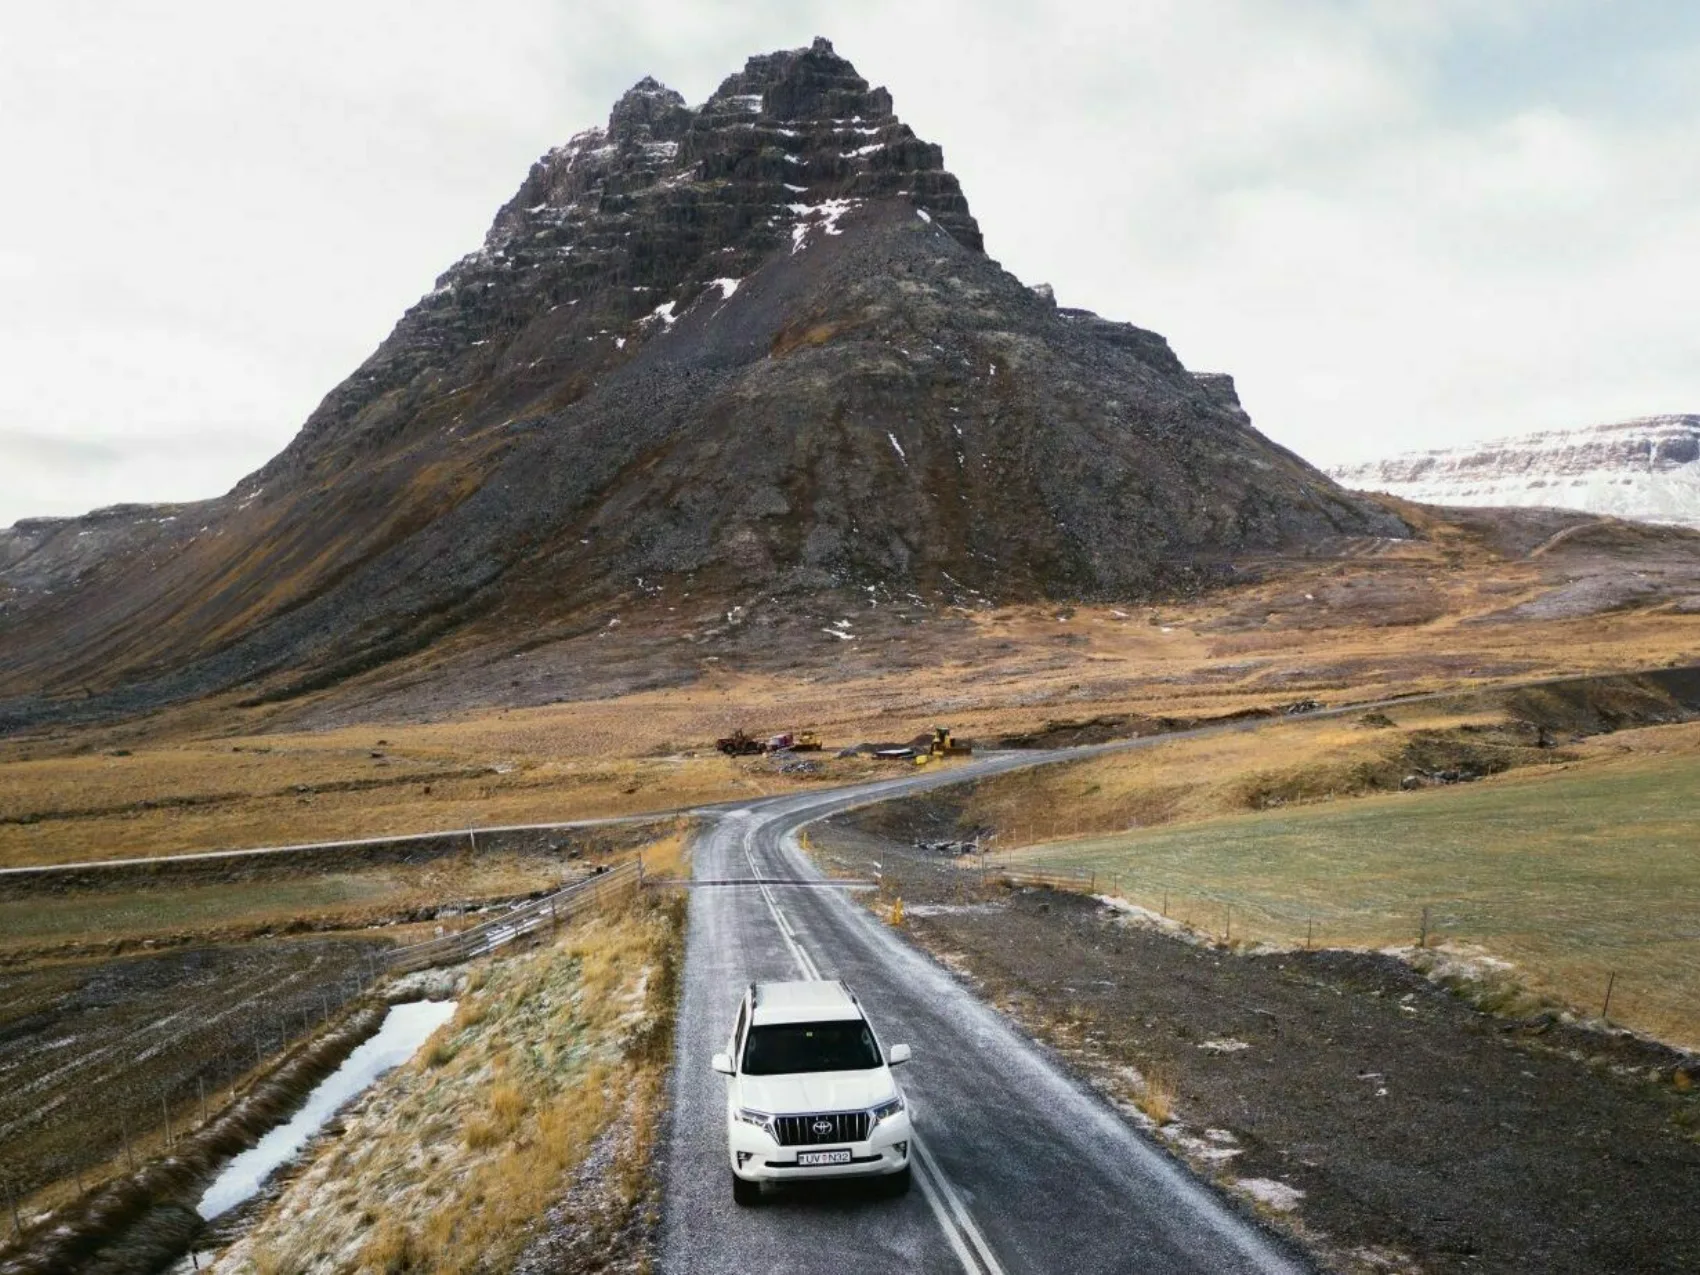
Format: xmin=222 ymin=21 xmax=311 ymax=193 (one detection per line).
xmin=736 ymin=1152 xmax=753 ymax=1168
xmin=894 ymin=1141 xmax=908 ymax=1158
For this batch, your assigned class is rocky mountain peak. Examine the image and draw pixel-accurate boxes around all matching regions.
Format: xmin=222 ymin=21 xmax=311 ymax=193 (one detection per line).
xmin=607 ymin=76 xmax=691 ymax=144
xmin=263 ymin=39 xmax=983 ymax=477
xmin=0 ymin=39 xmax=1407 ymax=730
xmin=706 ymin=35 xmax=895 ymax=124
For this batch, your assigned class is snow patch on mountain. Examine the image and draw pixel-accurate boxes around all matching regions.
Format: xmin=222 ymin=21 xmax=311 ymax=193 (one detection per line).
xmin=1330 ymin=415 xmax=1700 ymax=530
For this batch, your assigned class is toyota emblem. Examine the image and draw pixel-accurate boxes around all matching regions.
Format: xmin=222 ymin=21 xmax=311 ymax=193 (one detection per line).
xmin=812 ymin=1118 xmax=833 ymax=1136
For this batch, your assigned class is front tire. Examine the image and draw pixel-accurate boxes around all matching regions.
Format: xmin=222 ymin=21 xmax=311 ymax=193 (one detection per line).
xmin=884 ymin=1164 xmax=912 ymax=1198
xmin=732 ymin=1172 xmax=761 ymax=1207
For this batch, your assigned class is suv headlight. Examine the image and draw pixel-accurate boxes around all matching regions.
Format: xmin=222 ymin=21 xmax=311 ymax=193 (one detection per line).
xmin=870 ymin=1095 xmax=906 ymax=1125
xmin=734 ymin=1107 xmax=775 ymax=1137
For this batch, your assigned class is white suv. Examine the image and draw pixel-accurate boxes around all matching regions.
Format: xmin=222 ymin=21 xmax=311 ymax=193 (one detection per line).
xmin=712 ymin=980 xmax=914 ymax=1205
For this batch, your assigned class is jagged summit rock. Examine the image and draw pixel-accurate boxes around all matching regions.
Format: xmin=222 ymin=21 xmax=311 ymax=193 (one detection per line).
xmin=0 ymin=39 xmax=1404 ymax=727
xmin=267 ymin=36 xmax=983 ymax=478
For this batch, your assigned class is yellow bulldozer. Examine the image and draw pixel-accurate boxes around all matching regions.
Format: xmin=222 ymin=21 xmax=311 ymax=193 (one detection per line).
xmin=914 ymin=726 xmax=973 ymax=764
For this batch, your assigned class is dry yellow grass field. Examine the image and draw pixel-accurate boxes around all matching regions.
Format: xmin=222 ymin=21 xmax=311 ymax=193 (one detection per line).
xmin=4 ymin=554 xmax=1696 ymax=870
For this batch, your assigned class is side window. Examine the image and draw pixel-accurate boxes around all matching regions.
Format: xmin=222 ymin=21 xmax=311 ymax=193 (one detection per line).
xmin=732 ymin=998 xmax=748 ymax=1061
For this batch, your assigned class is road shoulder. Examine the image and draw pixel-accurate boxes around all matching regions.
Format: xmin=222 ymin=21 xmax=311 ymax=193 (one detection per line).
xmin=810 ymin=818 xmax=1700 ymax=1275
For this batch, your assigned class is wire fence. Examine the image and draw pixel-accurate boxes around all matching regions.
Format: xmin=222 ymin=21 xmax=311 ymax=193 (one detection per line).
xmin=1 ymin=856 xmax=648 ymax=1239
xmin=383 ymin=860 xmax=642 ymax=973
xmin=979 ymin=860 xmax=1695 ymax=1050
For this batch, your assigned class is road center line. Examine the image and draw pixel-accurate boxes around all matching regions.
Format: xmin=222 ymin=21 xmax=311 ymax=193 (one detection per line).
xmin=913 ymin=1153 xmax=990 ymax=1275
xmin=914 ymin=1137 xmax=1009 ymax=1275
xmin=734 ymin=811 xmax=1004 ymax=1275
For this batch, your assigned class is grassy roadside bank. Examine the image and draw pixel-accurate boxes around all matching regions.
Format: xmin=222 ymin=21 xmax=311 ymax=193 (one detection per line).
xmin=208 ymin=882 xmax=686 ymax=1274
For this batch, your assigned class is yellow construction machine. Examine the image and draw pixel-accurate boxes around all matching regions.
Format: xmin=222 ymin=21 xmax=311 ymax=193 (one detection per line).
xmin=914 ymin=726 xmax=972 ymax=764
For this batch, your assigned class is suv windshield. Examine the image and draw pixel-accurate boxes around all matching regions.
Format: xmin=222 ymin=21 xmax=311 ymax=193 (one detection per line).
xmin=742 ymin=1020 xmax=881 ymax=1075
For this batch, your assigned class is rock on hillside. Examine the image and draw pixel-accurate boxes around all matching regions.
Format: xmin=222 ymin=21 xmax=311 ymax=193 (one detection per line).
xmin=1330 ymin=416 xmax=1700 ymax=530
xmin=0 ymin=38 xmax=1404 ymax=728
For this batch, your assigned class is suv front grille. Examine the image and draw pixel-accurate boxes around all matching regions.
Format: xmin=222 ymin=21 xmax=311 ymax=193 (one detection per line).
xmin=773 ymin=1111 xmax=871 ymax=1146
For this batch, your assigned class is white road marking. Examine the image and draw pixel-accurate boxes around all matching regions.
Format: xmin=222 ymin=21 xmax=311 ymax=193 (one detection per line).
xmin=913 ymin=1152 xmax=990 ymax=1274
xmin=742 ymin=821 xmax=823 ymax=979
xmin=915 ymin=1137 xmax=1008 ymax=1275
xmin=739 ymin=813 xmax=1004 ymax=1275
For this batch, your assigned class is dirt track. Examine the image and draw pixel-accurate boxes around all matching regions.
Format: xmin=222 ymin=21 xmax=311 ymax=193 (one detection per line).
xmin=814 ymin=819 xmax=1700 ymax=1274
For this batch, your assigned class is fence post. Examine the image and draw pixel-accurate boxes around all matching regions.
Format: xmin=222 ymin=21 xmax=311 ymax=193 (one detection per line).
xmin=199 ymin=1076 xmax=208 ymax=1126
xmin=1602 ymin=971 xmax=1617 ymax=1022
xmin=121 ymin=1114 xmax=135 ymax=1171
xmin=1162 ymin=889 xmax=1168 ymax=918
xmin=161 ymin=1095 xmax=172 ymax=1149
xmin=1418 ymin=906 xmax=1429 ymax=949
xmin=1306 ymin=919 xmax=1313 ymax=951
xmin=1224 ymin=904 xmax=1232 ymax=945
xmin=9 ymin=1182 xmax=22 ymax=1238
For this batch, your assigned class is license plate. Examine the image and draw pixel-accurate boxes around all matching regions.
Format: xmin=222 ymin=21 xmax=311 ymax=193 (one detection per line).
xmin=797 ymin=1149 xmax=852 ymax=1167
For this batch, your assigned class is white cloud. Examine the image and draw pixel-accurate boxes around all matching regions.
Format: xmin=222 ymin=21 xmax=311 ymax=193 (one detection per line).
xmin=2 ymin=1 xmax=1698 ymax=525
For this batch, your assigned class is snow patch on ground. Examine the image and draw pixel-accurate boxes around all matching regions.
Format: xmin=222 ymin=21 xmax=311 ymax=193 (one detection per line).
xmin=708 ymin=277 xmax=741 ymax=299
xmin=916 ymin=208 xmax=932 ymax=223
xmin=1095 ymin=894 xmax=1205 ymax=944
xmin=887 ymin=432 xmax=907 ymax=463
xmin=1235 ymin=1178 xmax=1306 ymax=1212
xmin=1199 ymin=1038 xmax=1251 ymax=1054
xmin=1166 ymin=1126 xmax=1244 ymax=1164
xmin=905 ymin=902 xmax=1005 ymax=918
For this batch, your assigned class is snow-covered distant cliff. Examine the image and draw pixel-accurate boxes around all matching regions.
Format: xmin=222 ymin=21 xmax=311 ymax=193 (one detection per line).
xmin=1329 ymin=415 xmax=1700 ymax=530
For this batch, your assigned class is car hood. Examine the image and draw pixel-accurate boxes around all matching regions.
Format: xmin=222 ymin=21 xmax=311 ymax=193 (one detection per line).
xmin=736 ymin=1068 xmax=896 ymax=1115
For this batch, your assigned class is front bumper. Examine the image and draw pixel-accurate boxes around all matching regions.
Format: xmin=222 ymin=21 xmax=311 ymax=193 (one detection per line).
xmin=728 ymin=1111 xmax=913 ymax=1182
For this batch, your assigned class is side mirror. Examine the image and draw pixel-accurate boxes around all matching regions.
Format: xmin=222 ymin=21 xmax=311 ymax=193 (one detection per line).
xmin=711 ymin=1052 xmax=734 ymax=1075
xmin=888 ymin=1043 xmax=912 ymax=1067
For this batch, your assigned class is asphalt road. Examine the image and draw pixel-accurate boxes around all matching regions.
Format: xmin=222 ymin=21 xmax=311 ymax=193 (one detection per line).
xmin=657 ymin=755 xmax=1309 ymax=1275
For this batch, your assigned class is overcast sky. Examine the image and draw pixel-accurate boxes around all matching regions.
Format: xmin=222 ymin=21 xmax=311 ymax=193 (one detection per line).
xmin=3 ymin=1 xmax=1697 ymax=527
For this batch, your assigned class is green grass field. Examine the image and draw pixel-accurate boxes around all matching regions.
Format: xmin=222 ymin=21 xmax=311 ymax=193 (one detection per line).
xmin=1004 ymin=751 xmax=1700 ymax=1050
